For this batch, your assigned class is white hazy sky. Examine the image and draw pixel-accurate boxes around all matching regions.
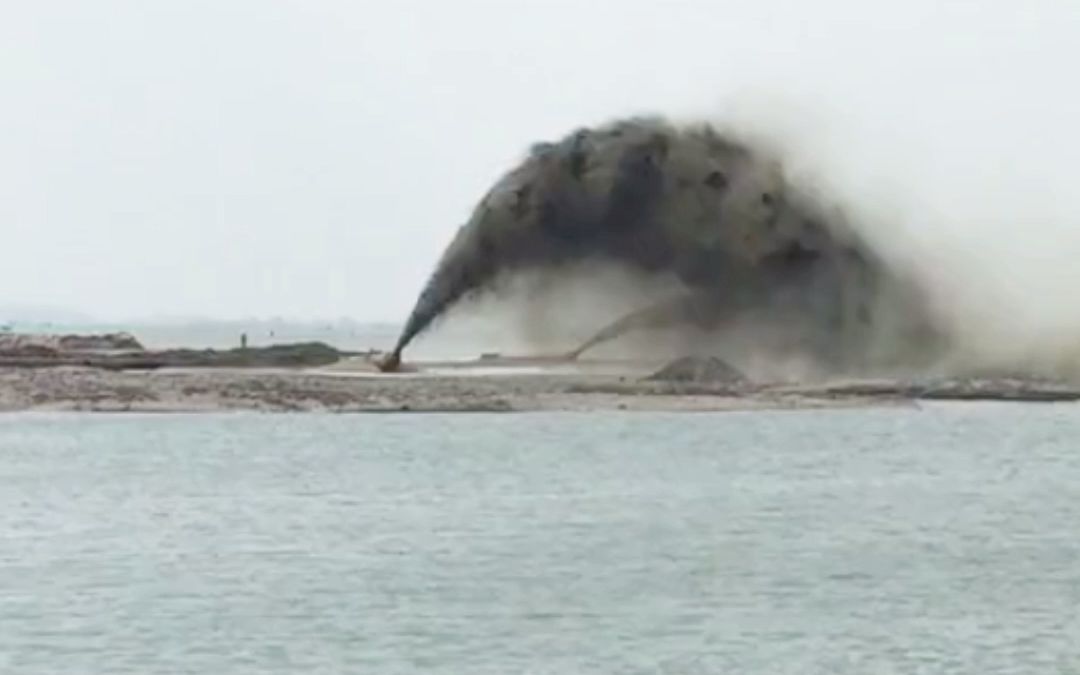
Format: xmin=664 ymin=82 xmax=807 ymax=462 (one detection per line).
xmin=4 ymin=0 xmax=1080 ymax=322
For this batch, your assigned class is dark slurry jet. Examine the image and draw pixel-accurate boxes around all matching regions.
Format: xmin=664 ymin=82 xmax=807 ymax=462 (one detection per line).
xmin=378 ymin=116 xmax=944 ymax=374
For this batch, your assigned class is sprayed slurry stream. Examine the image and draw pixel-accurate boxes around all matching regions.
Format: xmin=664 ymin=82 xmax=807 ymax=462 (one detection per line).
xmin=382 ymin=117 xmax=943 ymax=376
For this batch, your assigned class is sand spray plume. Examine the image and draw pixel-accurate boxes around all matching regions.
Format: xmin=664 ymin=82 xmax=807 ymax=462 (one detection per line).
xmin=378 ymin=115 xmax=946 ymax=376
xmin=712 ymin=90 xmax=1080 ymax=379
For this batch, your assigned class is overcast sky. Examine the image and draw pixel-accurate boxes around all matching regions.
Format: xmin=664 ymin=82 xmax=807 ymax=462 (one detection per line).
xmin=4 ymin=0 xmax=1080 ymax=322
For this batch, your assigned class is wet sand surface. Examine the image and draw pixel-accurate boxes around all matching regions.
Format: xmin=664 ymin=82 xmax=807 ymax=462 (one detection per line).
xmin=3 ymin=355 xmax=1080 ymax=413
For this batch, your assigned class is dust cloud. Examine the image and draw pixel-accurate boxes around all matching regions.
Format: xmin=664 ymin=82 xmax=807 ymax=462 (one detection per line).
xmin=378 ymin=115 xmax=953 ymax=379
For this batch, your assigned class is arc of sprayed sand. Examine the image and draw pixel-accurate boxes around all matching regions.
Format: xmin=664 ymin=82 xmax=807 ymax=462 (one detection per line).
xmin=375 ymin=116 xmax=936 ymax=374
xmin=376 ymin=120 xmax=757 ymax=372
xmin=562 ymin=293 xmax=726 ymax=360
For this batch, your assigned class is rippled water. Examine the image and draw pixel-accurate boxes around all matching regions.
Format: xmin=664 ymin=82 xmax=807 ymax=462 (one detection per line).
xmin=2 ymin=405 xmax=1079 ymax=673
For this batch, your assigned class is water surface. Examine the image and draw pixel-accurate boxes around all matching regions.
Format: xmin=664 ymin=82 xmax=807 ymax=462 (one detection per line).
xmin=1 ymin=404 xmax=1078 ymax=673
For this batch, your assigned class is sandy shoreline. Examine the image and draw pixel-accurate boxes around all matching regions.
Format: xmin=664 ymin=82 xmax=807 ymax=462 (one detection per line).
xmin=3 ymin=355 xmax=1079 ymax=413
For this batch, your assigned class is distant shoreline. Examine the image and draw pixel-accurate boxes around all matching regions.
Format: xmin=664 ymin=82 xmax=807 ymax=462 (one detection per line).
xmin=3 ymin=358 xmax=1079 ymax=413
xmin=2 ymin=331 xmax=1078 ymax=413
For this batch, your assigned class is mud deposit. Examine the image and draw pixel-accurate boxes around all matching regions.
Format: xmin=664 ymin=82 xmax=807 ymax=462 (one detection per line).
xmin=3 ymin=363 xmax=1078 ymax=413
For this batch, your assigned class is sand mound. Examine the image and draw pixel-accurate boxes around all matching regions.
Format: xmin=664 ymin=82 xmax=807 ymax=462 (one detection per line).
xmin=0 ymin=332 xmax=143 ymax=353
xmin=646 ymin=356 xmax=747 ymax=384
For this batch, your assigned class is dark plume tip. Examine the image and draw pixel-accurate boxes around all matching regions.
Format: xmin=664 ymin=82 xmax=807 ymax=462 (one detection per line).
xmin=376 ymin=351 xmax=403 ymax=373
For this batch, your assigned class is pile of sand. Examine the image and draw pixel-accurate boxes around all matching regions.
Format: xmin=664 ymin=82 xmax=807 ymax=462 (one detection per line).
xmin=646 ymin=356 xmax=748 ymax=384
xmin=0 ymin=332 xmax=143 ymax=354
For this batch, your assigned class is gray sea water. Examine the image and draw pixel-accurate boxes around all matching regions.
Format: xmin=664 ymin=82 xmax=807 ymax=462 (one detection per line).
xmin=1 ymin=405 xmax=1079 ymax=674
